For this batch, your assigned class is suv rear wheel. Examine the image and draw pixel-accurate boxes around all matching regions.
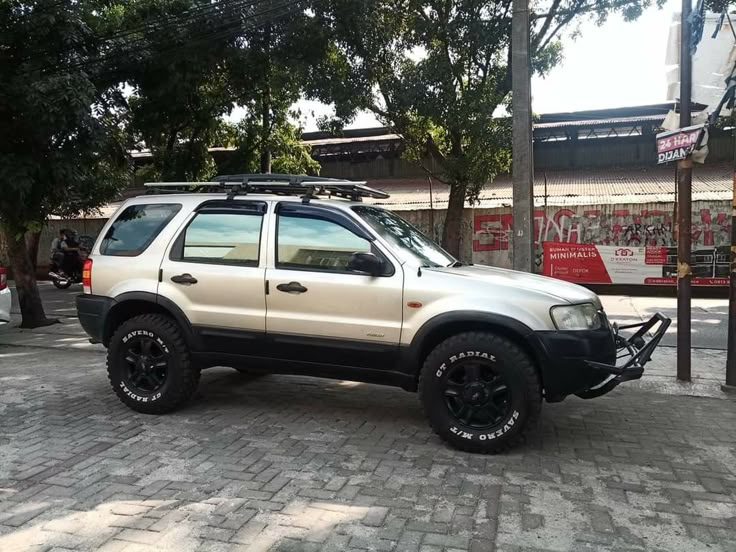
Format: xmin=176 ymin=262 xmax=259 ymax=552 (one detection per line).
xmin=419 ymin=332 xmax=542 ymax=454
xmin=107 ymin=314 xmax=200 ymax=414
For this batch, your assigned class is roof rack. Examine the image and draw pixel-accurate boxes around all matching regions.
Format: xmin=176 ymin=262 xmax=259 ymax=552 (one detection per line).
xmin=143 ymin=173 xmax=390 ymax=202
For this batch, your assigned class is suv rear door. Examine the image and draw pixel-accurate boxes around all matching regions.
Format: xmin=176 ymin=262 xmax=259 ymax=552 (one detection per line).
xmin=158 ymin=200 xmax=268 ymax=353
xmin=265 ymin=202 xmax=404 ymax=368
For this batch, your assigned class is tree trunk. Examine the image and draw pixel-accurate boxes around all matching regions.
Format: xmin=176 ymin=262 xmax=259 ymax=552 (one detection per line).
xmin=160 ymin=130 xmax=178 ymax=180
xmin=441 ymin=181 xmax=467 ymax=259
xmin=260 ymin=92 xmax=271 ymax=173
xmin=260 ymin=25 xmax=272 ymax=174
xmin=3 ymin=223 xmax=56 ymax=328
xmin=25 ymin=230 xmax=41 ymax=273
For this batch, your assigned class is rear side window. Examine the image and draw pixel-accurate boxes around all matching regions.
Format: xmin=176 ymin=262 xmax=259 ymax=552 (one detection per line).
xmin=175 ymin=212 xmax=263 ymax=266
xmin=100 ymin=203 xmax=181 ymax=257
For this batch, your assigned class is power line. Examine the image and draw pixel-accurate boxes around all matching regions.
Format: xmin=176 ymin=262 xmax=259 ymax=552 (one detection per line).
xmin=88 ymin=0 xmax=304 ymax=74
xmin=15 ymin=0 xmax=269 ymax=70
xmin=18 ymin=0 xmax=309 ymax=78
xmin=89 ymin=0 xmax=267 ymax=54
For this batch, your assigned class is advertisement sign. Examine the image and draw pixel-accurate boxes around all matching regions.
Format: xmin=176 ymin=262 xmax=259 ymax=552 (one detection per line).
xmin=655 ymin=124 xmax=704 ymax=164
xmin=543 ymin=242 xmax=728 ymax=286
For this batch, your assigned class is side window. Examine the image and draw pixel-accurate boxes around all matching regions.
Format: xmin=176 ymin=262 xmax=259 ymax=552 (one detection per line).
xmin=174 ymin=212 xmax=263 ymax=266
xmin=101 ymin=203 xmax=181 ymax=257
xmin=277 ymin=214 xmax=371 ymax=272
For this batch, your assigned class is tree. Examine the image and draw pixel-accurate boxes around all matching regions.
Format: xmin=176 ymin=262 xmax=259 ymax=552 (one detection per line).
xmin=312 ymin=0 xmax=660 ymax=257
xmin=124 ymin=0 xmax=326 ymax=180
xmin=119 ymin=0 xmax=242 ymax=182
xmin=217 ymin=116 xmax=321 ymax=175
xmin=0 ymin=1 xmax=131 ymax=328
xmin=225 ymin=1 xmax=331 ymax=173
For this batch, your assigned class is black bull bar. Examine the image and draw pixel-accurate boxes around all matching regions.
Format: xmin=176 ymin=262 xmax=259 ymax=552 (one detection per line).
xmin=576 ymin=313 xmax=671 ymax=399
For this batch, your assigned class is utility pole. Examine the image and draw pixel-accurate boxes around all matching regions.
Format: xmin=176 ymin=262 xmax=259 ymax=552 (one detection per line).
xmin=676 ymin=0 xmax=692 ymax=382
xmin=725 ymin=114 xmax=736 ymax=393
xmin=512 ymin=0 xmax=534 ymax=272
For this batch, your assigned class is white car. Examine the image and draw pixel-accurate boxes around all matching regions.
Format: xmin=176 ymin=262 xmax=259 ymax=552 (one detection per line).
xmin=0 ymin=266 xmax=10 ymax=325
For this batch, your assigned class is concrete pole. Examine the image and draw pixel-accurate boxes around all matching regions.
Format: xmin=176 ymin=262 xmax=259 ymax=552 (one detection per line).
xmin=512 ymin=0 xmax=534 ymax=272
xmin=725 ymin=120 xmax=736 ymax=393
xmin=676 ymin=0 xmax=692 ymax=382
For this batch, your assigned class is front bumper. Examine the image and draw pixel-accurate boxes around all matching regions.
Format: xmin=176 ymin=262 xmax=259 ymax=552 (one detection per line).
xmin=534 ymin=312 xmax=670 ymax=401
xmin=576 ymin=313 xmax=671 ymax=399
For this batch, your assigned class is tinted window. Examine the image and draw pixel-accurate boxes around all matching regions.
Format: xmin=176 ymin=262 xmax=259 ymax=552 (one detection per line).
xmin=178 ymin=212 xmax=263 ymax=265
xmin=277 ymin=215 xmax=371 ymax=271
xmin=101 ymin=204 xmax=181 ymax=257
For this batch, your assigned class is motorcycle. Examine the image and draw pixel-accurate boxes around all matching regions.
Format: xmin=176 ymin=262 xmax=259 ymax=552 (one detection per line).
xmin=49 ymin=235 xmax=93 ymax=289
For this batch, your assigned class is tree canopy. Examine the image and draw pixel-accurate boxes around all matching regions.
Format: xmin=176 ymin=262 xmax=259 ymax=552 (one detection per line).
xmin=311 ymin=0 xmax=664 ymax=255
xmin=0 ymin=0 xmax=133 ymax=326
xmin=1 ymin=0 xmax=664 ymax=326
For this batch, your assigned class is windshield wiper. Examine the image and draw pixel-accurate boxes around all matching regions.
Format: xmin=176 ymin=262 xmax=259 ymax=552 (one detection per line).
xmin=449 ymin=261 xmax=463 ymax=267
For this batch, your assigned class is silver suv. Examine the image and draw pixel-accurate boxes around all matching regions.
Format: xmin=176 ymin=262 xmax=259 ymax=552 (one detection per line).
xmin=77 ymin=175 xmax=670 ymax=453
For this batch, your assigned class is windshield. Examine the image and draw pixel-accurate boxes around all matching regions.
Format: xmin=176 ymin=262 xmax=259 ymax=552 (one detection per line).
xmin=353 ymin=206 xmax=456 ymax=267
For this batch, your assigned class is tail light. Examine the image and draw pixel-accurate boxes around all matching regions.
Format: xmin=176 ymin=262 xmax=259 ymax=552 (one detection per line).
xmin=0 ymin=267 xmax=6 ymax=291
xmin=82 ymin=259 xmax=93 ymax=294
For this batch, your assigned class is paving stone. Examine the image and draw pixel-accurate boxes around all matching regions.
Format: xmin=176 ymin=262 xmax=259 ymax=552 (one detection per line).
xmin=0 ymin=341 xmax=735 ymax=552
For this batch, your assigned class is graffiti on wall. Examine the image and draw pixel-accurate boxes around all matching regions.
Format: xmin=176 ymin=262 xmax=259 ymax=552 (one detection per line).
xmin=472 ymin=205 xmax=732 ymax=252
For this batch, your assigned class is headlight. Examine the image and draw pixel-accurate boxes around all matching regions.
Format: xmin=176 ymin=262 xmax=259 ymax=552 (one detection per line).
xmin=550 ymin=303 xmax=601 ymax=330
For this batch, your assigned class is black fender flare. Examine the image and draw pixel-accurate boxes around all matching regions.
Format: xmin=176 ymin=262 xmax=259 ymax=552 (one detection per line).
xmin=402 ymin=311 xmax=550 ymax=385
xmin=105 ymin=291 xmax=202 ymax=351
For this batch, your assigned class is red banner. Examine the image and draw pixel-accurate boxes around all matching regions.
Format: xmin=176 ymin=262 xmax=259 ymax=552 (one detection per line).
xmin=543 ymin=242 xmax=728 ymax=286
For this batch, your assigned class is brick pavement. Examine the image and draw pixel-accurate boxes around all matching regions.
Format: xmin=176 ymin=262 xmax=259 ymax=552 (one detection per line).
xmin=1 ymin=345 xmax=736 ymax=552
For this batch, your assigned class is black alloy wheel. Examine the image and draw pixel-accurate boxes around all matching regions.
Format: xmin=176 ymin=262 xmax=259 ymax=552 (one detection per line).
xmin=442 ymin=360 xmax=511 ymax=429
xmin=122 ymin=336 xmax=169 ymax=394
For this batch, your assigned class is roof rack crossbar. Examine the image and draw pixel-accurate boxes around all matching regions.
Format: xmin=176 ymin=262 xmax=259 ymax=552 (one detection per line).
xmin=143 ymin=175 xmax=389 ymax=201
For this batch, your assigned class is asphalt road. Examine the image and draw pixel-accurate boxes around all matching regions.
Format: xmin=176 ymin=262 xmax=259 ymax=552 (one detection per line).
xmin=8 ymin=282 xmax=731 ymax=350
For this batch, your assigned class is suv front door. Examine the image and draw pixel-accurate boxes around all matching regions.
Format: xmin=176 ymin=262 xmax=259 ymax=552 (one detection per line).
xmin=158 ymin=200 xmax=268 ymax=353
xmin=265 ymin=202 xmax=404 ymax=368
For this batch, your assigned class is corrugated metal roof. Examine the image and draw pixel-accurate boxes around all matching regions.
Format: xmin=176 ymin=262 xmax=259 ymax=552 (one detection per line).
xmin=534 ymin=113 xmax=668 ymax=129
xmin=90 ymin=165 xmax=732 ymax=217
xmin=303 ymin=134 xmax=401 ymax=146
xmin=364 ymin=164 xmax=733 ymax=210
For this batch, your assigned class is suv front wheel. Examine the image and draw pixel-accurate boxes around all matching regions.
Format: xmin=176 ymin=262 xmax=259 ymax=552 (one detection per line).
xmin=107 ymin=314 xmax=200 ymax=414
xmin=419 ymin=332 xmax=542 ymax=454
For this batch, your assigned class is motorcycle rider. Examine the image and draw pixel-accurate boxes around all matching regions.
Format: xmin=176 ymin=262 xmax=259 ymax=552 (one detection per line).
xmin=50 ymin=229 xmax=66 ymax=276
xmin=51 ymin=229 xmax=82 ymax=277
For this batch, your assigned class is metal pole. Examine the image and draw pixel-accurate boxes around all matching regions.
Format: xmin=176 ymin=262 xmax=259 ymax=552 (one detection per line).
xmin=512 ymin=0 xmax=534 ymax=272
xmin=676 ymin=0 xmax=692 ymax=382
xmin=428 ymin=175 xmax=436 ymax=241
xmin=725 ymin=124 xmax=736 ymax=393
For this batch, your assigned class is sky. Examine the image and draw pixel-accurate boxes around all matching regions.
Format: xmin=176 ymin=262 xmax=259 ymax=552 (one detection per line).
xmin=284 ymin=0 xmax=681 ymax=131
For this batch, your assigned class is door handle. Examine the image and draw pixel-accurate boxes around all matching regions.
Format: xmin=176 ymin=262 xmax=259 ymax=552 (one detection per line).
xmin=276 ymin=281 xmax=308 ymax=294
xmin=171 ymin=273 xmax=198 ymax=285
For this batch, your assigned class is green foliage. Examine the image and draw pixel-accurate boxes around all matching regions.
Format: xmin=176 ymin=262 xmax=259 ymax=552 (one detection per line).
xmin=217 ymin=117 xmax=320 ymax=176
xmin=0 ymin=0 xmax=132 ymax=232
xmin=226 ymin=3 xmax=330 ymax=172
xmin=120 ymin=0 xmax=327 ymax=180
xmin=119 ymin=0 xmax=236 ymax=181
xmin=312 ymin=0 xmax=659 ymax=204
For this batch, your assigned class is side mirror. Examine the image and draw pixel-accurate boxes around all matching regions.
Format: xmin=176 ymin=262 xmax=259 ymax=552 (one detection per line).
xmin=348 ymin=252 xmax=385 ymax=276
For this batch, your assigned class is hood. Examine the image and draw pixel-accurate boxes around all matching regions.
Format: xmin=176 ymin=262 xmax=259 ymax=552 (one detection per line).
xmin=427 ymin=264 xmax=601 ymax=306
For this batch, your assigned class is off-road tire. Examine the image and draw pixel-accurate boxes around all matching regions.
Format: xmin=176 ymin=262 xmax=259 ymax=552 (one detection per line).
xmin=107 ymin=314 xmax=200 ymax=414
xmin=418 ymin=331 xmax=542 ymax=454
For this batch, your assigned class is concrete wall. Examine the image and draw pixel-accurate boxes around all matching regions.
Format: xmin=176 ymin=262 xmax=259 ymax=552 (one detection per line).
xmin=2 ymin=200 xmax=731 ymax=277
xmin=397 ymin=200 xmax=732 ymax=272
